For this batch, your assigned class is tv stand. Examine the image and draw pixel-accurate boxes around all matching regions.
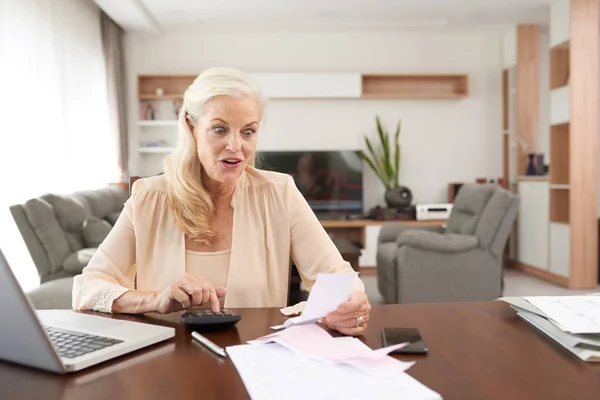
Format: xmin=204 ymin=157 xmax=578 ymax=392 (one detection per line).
xmin=320 ymin=219 xmax=446 ymax=249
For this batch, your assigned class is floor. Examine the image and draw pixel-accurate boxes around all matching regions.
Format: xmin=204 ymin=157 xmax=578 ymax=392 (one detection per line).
xmin=361 ymin=267 xmax=600 ymax=305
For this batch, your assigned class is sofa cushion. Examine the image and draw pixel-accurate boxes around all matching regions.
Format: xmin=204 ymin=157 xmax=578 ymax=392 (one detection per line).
xmin=62 ymin=248 xmax=97 ymax=273
xmin=26 ymin=277 xmax=74 ymax=310
xmin=446 ymin=184 xmax=495 ymax=235
xmin=106 ymin=211 xmax=121 ymax=226
xmin=22 ymin=198 xmax=71 ymax=274
xmin=82 ymin=216 xmax=113 ymax=248
xmin=41 ymin=194 xmax=89 ymax=252
xmin=75 ymin=187 xmax=127 ymax=220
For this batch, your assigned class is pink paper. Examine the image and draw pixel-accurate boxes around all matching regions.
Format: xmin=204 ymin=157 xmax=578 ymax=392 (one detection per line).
xmin=251 ymin=324 xmax=408 ymax=362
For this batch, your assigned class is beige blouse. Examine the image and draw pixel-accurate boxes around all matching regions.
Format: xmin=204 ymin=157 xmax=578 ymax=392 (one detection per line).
xmin=72 ymin=166 xmax=364 ymax=312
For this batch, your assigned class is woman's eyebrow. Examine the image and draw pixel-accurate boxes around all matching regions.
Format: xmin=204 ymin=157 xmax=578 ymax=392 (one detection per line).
xmin=210 ymin=118 xmax=228 ymax=124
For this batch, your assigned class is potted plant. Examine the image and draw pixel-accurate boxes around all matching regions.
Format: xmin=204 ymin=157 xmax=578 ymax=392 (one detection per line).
xmin=360 ymin=116 xmax=412 ymax=209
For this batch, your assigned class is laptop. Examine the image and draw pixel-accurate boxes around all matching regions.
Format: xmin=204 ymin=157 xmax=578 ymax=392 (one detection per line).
xmin=0 ymin=249 xmax=175 ymax=374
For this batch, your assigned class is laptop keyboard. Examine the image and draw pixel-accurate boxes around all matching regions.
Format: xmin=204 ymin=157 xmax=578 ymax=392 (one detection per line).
xmin=45 ymin=326 xmax=123 ymax=359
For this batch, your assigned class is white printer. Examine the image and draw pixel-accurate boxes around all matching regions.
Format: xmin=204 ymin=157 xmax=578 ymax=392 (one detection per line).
xmin=415 ymin=203 xmax=453 ymax=220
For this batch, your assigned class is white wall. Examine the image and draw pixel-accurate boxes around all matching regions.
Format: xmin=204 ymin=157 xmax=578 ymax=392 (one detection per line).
xmin=125 ymin=30 xmax=503 ymax=211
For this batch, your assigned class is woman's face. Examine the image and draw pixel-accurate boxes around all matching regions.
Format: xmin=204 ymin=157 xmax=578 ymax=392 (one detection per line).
xmin=192 ymin=95 xmax=260 ymax=187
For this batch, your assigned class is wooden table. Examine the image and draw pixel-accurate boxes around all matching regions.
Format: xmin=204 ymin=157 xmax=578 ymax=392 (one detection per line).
xmin=2 ymin=302 xmax=599 ymax=399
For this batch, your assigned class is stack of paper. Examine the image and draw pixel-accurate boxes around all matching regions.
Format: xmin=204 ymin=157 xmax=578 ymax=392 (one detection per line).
xmin=501 ymin=296 xmax=600 ymax=362
xmin=227 ymin=325 xmax=442 ymax=400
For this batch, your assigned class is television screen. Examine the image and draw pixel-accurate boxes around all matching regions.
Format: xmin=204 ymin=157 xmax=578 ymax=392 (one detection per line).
xmin=257 ymin=150 xmax=364 ymax=214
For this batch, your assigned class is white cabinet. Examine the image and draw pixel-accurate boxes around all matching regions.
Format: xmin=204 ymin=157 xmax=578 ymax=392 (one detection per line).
xmin=550 ymin=85 xmax=570 ymax=125
xmin=549 ymin=223 xmax=571 ymax=277
xmin=550 ymin=0 xmax=570 ymax=48
xmin=248 ymin=73 xmax=361 ymax=99
xmin=359 ymin=225 xmax=381 ymax=268
xmin=502 ymin=27 xmax=517 ymax=69
xmin=518 ymin=181 xmax=549 ymax=270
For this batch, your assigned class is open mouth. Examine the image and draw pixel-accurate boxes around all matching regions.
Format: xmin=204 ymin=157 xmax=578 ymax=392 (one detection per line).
xmin=220 ymin=158 xmax=242 ymax=168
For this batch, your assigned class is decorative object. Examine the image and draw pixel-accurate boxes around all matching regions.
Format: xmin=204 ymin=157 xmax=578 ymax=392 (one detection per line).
xmin=526 ymin=153 xmax=537 ymax=176
xmin=360 ymin=116 xmax=412 ymax=209
xmin=384 ymin=186 xmax=412 ymax=209
xmin=155 ymin=87 xmax=164 ymax=96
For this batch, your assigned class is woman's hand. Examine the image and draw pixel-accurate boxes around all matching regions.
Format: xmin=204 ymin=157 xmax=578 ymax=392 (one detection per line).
xmin=321 ymin=291 xmax=371 ymax=336
xmin=153 ymin=273 xmax=227 ymax=314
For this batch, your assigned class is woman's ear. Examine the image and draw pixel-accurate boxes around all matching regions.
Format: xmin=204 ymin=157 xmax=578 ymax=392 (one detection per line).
xmin=185 ymin=114 xmax=195 ymax=138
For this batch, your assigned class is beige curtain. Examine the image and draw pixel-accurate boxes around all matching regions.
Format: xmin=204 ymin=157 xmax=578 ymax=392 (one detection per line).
xmin=101 ymin=11 xmax=129 ymax=183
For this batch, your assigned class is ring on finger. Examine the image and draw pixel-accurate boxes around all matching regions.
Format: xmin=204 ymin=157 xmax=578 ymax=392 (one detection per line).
xmin=355 ymin=315 xmax=365 ymax=328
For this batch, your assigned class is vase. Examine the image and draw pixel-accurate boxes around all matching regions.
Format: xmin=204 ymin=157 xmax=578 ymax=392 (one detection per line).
xmin=385 ymin=186 xmax=412 ymax=209
xmin=526 ymin=153 xmax=537 ymax=176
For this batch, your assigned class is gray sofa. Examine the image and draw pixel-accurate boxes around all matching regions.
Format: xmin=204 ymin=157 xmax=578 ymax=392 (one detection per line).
xmin=10 ymin=186 xmax=128 ymax=309
xmin=376 ymin=183 xmax=519 ymax=304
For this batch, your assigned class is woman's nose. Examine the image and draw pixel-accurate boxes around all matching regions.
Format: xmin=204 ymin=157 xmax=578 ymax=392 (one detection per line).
xmin=226 ymin=134 xmax=242 ymax=152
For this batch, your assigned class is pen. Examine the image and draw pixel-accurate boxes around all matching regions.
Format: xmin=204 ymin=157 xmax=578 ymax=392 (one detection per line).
xmin=191 ymin=331 xmax=226 ymax=357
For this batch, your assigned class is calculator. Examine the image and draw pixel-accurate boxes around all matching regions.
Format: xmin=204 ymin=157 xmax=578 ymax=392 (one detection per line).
xmin=181 ymin=309 xmax=242 ymax=330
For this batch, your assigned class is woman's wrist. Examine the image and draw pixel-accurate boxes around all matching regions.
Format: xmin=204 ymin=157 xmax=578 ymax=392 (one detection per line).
xmin=111 ymin=290 xmax=160 ymax=314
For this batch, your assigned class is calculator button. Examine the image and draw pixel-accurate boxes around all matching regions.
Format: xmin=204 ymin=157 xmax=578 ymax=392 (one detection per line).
xmin=204 ymin=310 xmax=213 ymax=316
xmin=223 ymin=310 xmax=232 ymax=315
xmin=213 ymin=311 xmax=223 ymax=316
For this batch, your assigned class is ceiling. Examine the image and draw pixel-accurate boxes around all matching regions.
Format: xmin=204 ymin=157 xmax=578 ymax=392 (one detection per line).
xmin=94 ymin=0 xmax=553 ymax=37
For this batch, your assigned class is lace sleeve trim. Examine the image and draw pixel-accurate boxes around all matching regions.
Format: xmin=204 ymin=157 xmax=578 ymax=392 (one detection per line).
xmin=89 ymin=286 xmax=130 ymax=313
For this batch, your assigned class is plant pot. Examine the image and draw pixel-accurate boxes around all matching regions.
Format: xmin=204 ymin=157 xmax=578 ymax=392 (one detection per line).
xmin=385 ymin=186 xmax=412 ymax=209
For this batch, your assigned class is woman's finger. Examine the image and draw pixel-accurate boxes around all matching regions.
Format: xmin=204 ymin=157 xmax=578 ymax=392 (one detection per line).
xmin=336 ymin=291 xmax=367 ymax=314
xmin=208 ymin=286 xmax=221 ymax=312
xmin=326 ymin=303 xmax=370 ymax=324
xmin=179 ymin=279 xmax=204 ymax=306
xmin=328 ymin=312 xmax=370 ymax=329
xmin=169 ymin=285 xmax=191 ymax=309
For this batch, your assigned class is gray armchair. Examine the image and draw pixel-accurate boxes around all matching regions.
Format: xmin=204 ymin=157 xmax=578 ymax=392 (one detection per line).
xmin=9 ymin=186 xmax=128 ymax=309
xmin=376 ymin=183 xmax=519 ymax=304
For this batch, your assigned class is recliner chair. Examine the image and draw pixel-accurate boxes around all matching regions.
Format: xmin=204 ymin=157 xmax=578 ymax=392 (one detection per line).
xmin=376 ymin=183 xmax=519 ymax=304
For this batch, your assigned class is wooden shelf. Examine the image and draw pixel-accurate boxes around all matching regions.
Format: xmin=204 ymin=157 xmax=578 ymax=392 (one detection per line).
xmin=550 ymin=189 xmax=569 ymax=223
xmin=138 ymin=74 xmax=195 ymax=99
xmin=550 ymin=123 xmax=570 ymax=185
xmin=360 ymin=74 xmax=468 ymax=99
xmin=550 ymin=41 xmax=570 ymax=90
xmin=137 ymin=73 xmax=469 ymax=100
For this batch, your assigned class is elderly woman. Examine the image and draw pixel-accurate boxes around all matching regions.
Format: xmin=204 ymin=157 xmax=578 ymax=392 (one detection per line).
xmin=72 ymin=68 xmax=371 ymax=336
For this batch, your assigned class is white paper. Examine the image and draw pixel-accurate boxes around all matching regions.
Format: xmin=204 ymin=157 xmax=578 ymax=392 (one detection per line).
xmin=271 ymin=271 xmax=357 ymax=330
xmin=525 ymin=296 xmax=600 ymax=334
xmin=227 ymin=342 xmax=442 ymax=400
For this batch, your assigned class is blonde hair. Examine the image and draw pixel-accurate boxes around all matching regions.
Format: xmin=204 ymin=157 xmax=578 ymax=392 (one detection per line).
xmin=163 ymin=67 xmax=265 ymax=245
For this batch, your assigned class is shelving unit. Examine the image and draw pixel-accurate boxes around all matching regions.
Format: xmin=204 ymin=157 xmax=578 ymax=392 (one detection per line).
xmin=539 ymin=0 xmax=597 ymax=287
xmin=503 ymin=0 xmax=599 ymax=289
xmin=502 ymin=25 xmax=542 ymax=261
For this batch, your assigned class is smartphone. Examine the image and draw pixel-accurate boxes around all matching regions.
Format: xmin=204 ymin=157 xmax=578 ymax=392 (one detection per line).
xmin=381 ymin=327 xmax=428 ymax=354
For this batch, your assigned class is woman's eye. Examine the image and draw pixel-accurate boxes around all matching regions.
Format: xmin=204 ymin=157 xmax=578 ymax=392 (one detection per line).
xmin=243 ymin=129 xmax=255 ymax=137
xmin=213 ymin=126 xmax=227 ymax=134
